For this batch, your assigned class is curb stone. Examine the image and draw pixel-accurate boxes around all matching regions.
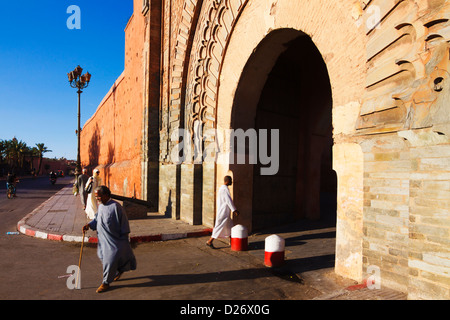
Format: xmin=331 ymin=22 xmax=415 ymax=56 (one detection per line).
xmin=17 ymin=215 xmax=212 ymax=244
xmin=16 ymin=184 xmax=212 ymax=244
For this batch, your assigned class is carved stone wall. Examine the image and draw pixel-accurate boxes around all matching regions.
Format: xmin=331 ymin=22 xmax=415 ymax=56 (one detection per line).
xmin=355 ymin=0 xmax=450 ymax=299
xmin=159 ymin=0 xmax=248 ymax=162
xmin=160 ymin=0 xmax=449 ymax=299
xmin=356 ymin=0 xmax=449 ymax=134
xmin=184 ymin=0 xmax=248 ymax=141
xmin=159 ymin=0 xmax=249 ymax=221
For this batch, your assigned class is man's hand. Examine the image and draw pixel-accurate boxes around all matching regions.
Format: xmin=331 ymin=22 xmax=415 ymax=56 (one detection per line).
xmin=82 ymin=224 xmax=90 ymax=232
xmin=233 ymin=210 xmax=240 ymax=218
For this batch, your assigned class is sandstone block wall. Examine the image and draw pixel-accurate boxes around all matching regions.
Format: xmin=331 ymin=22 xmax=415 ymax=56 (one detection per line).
xmin=354 ymin=0 xmax=450 ymax=299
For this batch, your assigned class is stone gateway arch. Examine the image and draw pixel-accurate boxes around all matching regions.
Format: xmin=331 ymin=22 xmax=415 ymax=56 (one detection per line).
xmin=80 ymin=0 xmax=450 ymax=299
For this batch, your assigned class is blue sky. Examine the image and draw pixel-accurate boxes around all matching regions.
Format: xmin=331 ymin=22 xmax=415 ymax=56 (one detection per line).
xmin=0 ymin=1 xmax=133 ymax=160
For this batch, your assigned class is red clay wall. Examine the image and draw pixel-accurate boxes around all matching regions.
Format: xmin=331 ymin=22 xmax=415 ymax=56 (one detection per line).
xmin=80 ymin=0 xmax=145 ymax=199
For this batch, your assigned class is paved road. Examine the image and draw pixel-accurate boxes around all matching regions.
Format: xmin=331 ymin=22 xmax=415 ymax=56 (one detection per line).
xmin=0 ymin=176 xmax=316 ymax=306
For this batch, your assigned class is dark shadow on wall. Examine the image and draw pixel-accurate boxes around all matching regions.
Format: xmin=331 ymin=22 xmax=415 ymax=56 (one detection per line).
xmin=88 ymin=123 xmax=100 ymax=169
xmin=104 ymin=141 xmax=115 ymax=189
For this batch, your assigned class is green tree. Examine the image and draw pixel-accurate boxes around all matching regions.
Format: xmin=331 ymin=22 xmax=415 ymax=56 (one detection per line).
xmin=29 ymin=146 xmax=39 ymax=175
xmin=17 ymin=141 xmax=29 ymax=171
xmin=36 ymin=143 xmax=52 ymax=175
xmin=0 ymin=140 xmax=6 ymax=164
xmin=4 ymin=137 xmax=27 ymax=171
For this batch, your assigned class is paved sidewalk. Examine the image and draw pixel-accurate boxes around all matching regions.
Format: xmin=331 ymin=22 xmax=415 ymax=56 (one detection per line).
xmin=17 ymin=184 xmax=212 ymax=243
xmin=16 ymin=183 xmax=407 ymax=300
xmin=239 ymin=221 xmax=407 ymax=300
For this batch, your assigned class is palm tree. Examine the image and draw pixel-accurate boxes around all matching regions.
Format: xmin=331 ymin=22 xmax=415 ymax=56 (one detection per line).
xmin=5 ymin=138 xmax=22 ymax=170
xmin=17 ymin=141 xmax=28 ymax=171
xmin=0 ymin=140 xmax=5 ymax=164
xmin=36 ymin=143 xmax=52 ymax=175
xmin=0 ymin=140 xmax=6 ymax=176
xmin=29 ymin=146 xmax=39 ymax=175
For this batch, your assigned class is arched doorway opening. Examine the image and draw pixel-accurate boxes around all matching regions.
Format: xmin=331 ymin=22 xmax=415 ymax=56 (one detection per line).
xmin=230 ymin=28 xmax=335 ymax=231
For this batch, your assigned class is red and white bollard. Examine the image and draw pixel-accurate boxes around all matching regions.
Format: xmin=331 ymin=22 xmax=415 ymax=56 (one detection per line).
xmin=231 ymin=224 xmax=248 ymax=251
xmin=264 ymin=235 xmax=285 ymax=267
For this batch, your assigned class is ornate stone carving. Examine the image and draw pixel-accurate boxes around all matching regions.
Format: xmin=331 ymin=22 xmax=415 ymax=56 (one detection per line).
xmin=184 ymin=0 xmax=248 ymax=144
xmin=356 ymin=0 xmax=449 ymax=134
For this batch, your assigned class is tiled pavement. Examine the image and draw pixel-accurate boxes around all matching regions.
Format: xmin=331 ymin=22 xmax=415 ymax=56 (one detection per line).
xmin=17 ymin=185 xmax=212 ymax=242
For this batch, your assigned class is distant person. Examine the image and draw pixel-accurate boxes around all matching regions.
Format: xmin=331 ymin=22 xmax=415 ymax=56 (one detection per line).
xmin=76 ymin=168 xmax=89 ymax=210
xmin=85 ymin=169 xmax=101 ymax=219
xmin=206 ymin=175 xmax=239 ymax=249
xmin=6 ymin=172 xmax=18 ymax=197
xmin=83 ymin=186 xmax=137 ymax=293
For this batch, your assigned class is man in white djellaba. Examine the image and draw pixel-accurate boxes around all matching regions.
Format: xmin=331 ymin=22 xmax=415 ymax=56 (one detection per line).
xmin=206 ymin=175 xmax=239 ymax=249
xmin=85 ymin=168 xmax=102 ymax=219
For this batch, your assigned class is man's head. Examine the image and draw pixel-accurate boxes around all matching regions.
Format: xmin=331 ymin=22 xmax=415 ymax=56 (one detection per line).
xmin=94 ymin=185 xmax=111 ymax=205
xmin=224 ymin=175 xmax=232 ymax=186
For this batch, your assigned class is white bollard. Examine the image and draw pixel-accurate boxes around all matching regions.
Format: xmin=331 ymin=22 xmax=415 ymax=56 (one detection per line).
xmin=231 ymin=224 xmax=248 ymax=251
xmin=264 ymin=234 xmax=285 ymax=267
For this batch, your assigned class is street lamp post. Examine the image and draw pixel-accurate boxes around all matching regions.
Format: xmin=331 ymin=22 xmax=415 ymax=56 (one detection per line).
xmin=68 ymin=65 xmax=91 ymax=175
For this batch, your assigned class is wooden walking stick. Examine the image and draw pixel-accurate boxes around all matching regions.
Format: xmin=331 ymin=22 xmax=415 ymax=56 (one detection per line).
xmin=76 ymin=229 xmax=86 ymax=289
